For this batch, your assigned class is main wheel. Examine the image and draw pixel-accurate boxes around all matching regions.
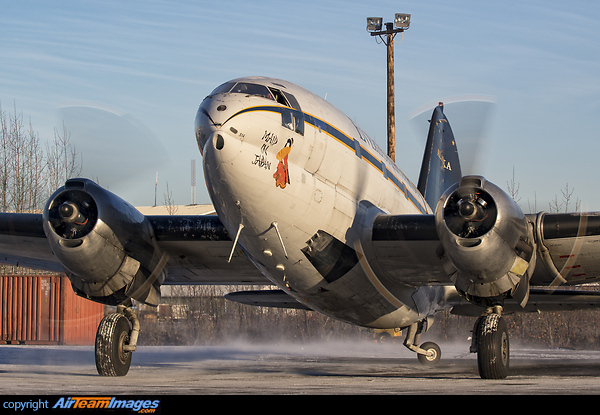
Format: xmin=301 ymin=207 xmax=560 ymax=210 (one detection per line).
xmin=417 ymin=341 xmax=441 ymax=365
xmin=95 ymin=313 xmax=132 ymax=376
xmin=475 ymin=314 xmax=509 ymax=379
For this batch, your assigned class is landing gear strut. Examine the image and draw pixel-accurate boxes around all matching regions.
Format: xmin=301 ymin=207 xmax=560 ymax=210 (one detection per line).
xmin=95 ymin=302 xmax=140 ymax=376
xmin=404 ymin=318 xmax=441 ymax=365
xmin=470 ymin=306 xmax=509 ymax=379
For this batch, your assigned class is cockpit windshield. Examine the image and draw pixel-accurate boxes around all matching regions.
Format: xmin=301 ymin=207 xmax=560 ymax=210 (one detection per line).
xmin=208 ymin=81 xmax=305 ymax=135
xmin=210 ymin=82 xmax=274 ymax=100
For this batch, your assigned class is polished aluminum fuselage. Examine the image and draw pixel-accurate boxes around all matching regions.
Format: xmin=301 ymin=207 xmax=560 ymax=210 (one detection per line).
xmin=197 ymin=77 xmax=453 ymax=328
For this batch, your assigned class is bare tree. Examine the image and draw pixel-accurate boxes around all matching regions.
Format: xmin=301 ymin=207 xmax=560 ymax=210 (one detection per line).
xmin=549 ymin=183 xmax=581 ymax=213
xmin=548 ymin=194 xmax=563 ymax=213
xmin=163 ymin=182 xmax=178 ymax=215
xmin=506 ymin=166 xmax=521 ymax=203
xmin=0 ymin=103 xmax=10 ymax=212
xmin=560 ymin=182 xmax=581 ymax=213
xmin=527 ymin=191 xmax=537 ymax=215
xmin=1 ymin=103 xmax=45 ymax=212
xmin=0 ymin=102 xmax=81 ymax=213
xmin=46 ymin=121 xmax=82 ymax=193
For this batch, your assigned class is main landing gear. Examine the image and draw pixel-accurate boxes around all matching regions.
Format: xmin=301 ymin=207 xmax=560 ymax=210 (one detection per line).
xmin=95 ymin=302 xmax=140 ymax=377
xmin=470 ymin=306 xmax=510 ymax=379
xmin=402 ymin=307 xmax=510 ymax=379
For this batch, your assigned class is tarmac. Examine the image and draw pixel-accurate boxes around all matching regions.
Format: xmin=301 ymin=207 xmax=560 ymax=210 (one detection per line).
xmin=2 ymin=340 xmax=600 ymax=395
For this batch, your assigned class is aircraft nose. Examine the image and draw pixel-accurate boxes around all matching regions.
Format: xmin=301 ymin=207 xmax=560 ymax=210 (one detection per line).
xmin=195 ymin=98 xmax=227 ymax=154
xmin=204 ymin=130 xmax=242 ymax=164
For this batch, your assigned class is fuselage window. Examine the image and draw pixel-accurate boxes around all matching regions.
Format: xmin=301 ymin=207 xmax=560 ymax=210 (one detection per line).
xmin=282 ymin=110 xmax=305 ymax=136
xmin=277 ymin=90 xmax=305 ymax=136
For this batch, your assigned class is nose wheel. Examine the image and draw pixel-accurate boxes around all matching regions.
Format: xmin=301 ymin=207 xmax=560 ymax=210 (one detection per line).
xmin=95 ymin=304 xmax=140 ymax=376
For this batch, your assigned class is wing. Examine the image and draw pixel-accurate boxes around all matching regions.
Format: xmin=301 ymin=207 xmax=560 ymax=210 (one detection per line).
xmin=364 ymin=210 xmax=600 ymax=312
xmin=0 ymin=211 xmax=266 ymax=285
xmin=0 ymin=213 xmax=63 ymax=272
xmin=147 ymin=215 xmax=267 ymax=284
xmin=530 ymin=212 xmax=600 ymax=287
xmin=366 ymin=214 xmax=447 ymax=286
xmin=451 ymin=288 xmax=600 ymax=316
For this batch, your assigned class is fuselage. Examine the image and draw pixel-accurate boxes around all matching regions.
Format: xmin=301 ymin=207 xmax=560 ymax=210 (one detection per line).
xmin=195 ymin=76 xmax=446 ymax=328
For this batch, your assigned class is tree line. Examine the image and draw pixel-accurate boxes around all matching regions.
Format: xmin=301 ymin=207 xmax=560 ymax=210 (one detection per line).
xmin=135 ymin=285 xmax=600 ymax=350
xmin=0 ymin=102 xmax=80 ymax=213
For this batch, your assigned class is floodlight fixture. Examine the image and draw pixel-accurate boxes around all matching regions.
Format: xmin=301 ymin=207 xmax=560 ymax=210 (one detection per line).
xmin=366 ymin=17 xmax=383 ymax=32
xmin=394 ymin=13 xmax=411 ymax=29
xmin=365 ymin=12 xmax=411 ymax=162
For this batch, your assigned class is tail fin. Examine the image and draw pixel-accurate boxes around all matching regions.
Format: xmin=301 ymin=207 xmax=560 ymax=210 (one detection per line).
xmin=417 ymin=103 xmax=462 ymax=209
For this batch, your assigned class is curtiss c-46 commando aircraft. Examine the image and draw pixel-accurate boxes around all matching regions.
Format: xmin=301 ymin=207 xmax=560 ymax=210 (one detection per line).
xmin=1 ymin=76 xmax=600 ymax=380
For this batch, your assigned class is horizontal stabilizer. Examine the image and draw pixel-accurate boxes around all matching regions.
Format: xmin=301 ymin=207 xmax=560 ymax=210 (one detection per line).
xmin=225 ymin=289 xmax=311 ymax=310
xmin=451 ymin=288 xmax=600 ymax=316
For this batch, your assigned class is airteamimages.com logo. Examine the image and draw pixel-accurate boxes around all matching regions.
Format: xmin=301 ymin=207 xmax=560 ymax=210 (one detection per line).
xmin=3 ymin=397 xmax=161 ymax=413
xmin=53 ymin=397 xmax=160 ymax=412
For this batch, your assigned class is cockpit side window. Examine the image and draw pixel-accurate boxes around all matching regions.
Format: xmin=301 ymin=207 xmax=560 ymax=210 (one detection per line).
xmin=282 ymin=92 xmax=301 ymax=112
xmin=268 ymin=87 xmax=290 ymax=106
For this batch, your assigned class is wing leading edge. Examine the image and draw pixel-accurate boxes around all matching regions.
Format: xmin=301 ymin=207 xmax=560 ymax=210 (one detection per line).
xmin=365 ymin=211 xmax=600 ymax=309
xmin=147 ymin=215 xmax=267 ymax=284
xmin=0 ymin=212 xmax=267 ymax=285
xmin=0 ymin=213 xmax=62 ymax=272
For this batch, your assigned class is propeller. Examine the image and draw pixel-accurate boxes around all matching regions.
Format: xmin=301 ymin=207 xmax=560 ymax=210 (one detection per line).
xmin=47 ymin=189 xmax=97 ymax=240
xmin=443 ymin=186 xmax=497 ymax=239
xmin=56 ymin=102 xmax=170 ymax=203
xmin=409 ymin=96 xmax=496 ymax=176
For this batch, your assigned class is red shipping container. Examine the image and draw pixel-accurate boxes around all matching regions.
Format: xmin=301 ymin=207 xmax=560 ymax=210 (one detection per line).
xmin=0 ymin=275 xmax=105 ymax=345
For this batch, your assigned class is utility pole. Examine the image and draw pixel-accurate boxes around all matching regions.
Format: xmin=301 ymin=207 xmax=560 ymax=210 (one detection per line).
xmin=386 ymin=22 xmax=396 ymax=162
xmin=367 ymin=14 xmax=411 ymax=163
xmin=191 ymin=159 xmax=197 ymax=205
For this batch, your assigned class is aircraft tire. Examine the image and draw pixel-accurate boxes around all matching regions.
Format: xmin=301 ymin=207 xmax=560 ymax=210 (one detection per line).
xmin=95 ymin=313 xmax=132 ymax=376
xmin=417 ymin=341 xmax=441 ymax=365
xmin=475 ymin=314 xmax=509 ymax=379
xmin=376 ymin=332 xmax=392 ymax=343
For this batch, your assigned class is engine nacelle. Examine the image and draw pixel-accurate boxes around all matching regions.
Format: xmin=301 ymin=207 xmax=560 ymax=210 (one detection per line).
xmin=42 ymin=178 xmax=166 ymax=306
xmin=435 ymin=176 xmax=535 ymax=305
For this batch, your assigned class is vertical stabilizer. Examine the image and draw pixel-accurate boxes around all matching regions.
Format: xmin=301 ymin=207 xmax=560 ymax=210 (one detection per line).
xmin=417 ymin=103 xmax=462 ymax=209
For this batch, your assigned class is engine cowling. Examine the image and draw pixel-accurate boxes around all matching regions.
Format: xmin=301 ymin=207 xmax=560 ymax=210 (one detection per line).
xmin=435 ymin=176 xmax=535 ymax=306
xmin=42 ymin=178 xmax=166 ymax=306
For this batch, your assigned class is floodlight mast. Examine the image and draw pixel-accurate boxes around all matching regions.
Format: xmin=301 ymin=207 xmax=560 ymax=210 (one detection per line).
xmin=366 ymin=14 xmax=411 ymax=163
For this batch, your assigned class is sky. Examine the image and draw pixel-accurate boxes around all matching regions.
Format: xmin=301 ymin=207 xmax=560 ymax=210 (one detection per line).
xmin=1 ymin=0 xmax=599 ymax=212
